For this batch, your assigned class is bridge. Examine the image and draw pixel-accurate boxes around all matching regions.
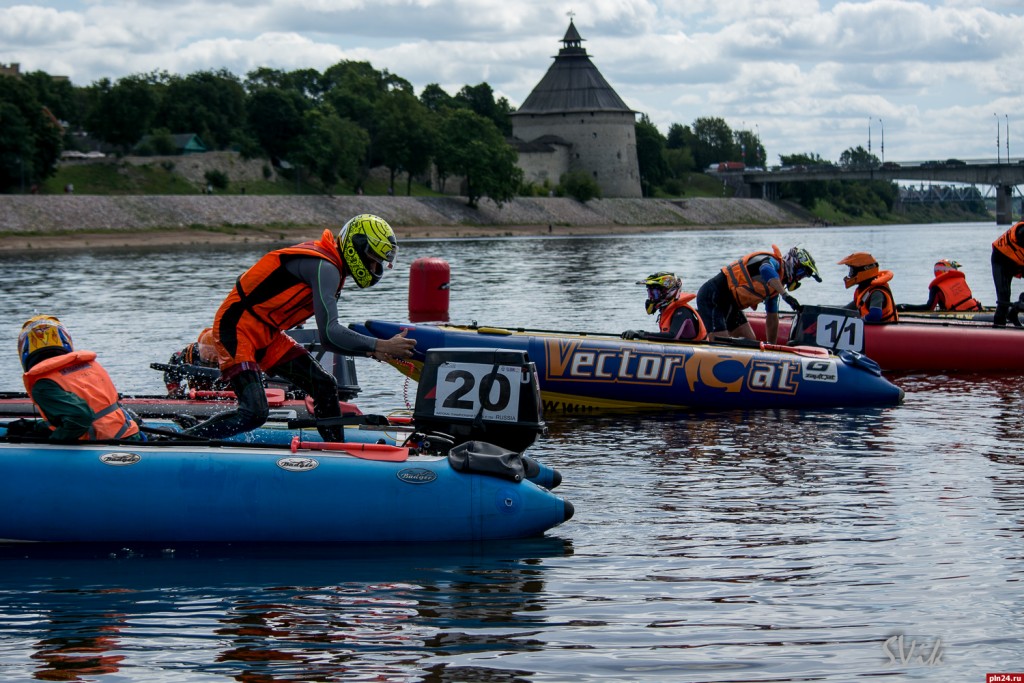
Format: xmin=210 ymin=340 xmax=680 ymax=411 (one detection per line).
xmin=732 ymin=161 xmax=1024 ymax=224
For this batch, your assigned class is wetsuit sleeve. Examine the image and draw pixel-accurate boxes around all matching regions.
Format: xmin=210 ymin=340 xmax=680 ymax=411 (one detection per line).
xmin=30 ymin=379 xmax=94 ymax=441
xmin=759 ymin=258 xmax=781 ymax=313
xmin=899 ymin=286 xmax=937 ymax=312
xmin=287 ymin=257 xmax=378 ymax=355
xmin=864 ymin=290 xmax=886 ymax=322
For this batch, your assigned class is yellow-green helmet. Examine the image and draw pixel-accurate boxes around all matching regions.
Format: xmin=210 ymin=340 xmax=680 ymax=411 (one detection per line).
xmin=337 ymin=214 xmax=397 ymax=288
xmin=784 ymin=247 xmax=821 ymax=291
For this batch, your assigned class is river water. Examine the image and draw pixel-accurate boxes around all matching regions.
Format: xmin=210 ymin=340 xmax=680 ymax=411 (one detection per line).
xmin=0 ymin=221 xmax=1021 ymax=681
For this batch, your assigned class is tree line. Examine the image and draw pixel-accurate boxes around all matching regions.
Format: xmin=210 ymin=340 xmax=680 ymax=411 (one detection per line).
xmin=2 ymin=61 xmax=905 ymax=217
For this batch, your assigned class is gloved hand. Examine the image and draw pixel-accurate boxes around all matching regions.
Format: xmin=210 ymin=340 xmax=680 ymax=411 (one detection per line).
xmin=4 ymin=418 xmax=37 ymax=438
xmin=620 ymin=329 xmax=646 ymax=340
xmin=782 ymin=294 xmax=802 ymax=312
xmin=1010 ymin=303 xmax=1023 ymax=328
xmin=895 ymin=303 xmax=909 ymax=312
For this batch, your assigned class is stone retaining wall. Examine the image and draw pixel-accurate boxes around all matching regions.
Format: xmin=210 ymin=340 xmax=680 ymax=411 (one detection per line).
xmin=0 ymin=195 xmax=808 ymax=234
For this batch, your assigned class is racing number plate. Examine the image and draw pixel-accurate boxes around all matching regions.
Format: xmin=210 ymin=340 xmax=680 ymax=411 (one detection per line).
xmin=433 ymin=362 xmax=522 ymax=423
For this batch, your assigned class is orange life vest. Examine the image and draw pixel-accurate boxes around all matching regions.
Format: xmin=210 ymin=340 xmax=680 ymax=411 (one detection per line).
xmin=722 ymin=245 xmax=784 ymax=310
xmin=213 ymin=229 xmax=345 ymax=364
xmin=993 ymin=222 xmax=1024 ymax=267
xmin=659 ymin=292 xmax=708 ymax=341
xmin=853 ymin=271 xmax=899 ymax=322
xmin=23 ymin=351 xmax=140 ymax=440
xmin=928 ymin=270 xmax=982 ymax=311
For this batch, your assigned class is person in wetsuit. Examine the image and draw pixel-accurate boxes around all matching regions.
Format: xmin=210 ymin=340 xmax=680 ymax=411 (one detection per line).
xmin=183 ymin=214 xmax=415 ymax=441
xmin=696 ymin=246 xmax=821 ymax=344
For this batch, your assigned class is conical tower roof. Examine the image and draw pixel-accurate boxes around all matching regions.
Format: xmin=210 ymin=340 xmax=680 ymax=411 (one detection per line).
xmin=514 ymin=20 xmax=634 ymax=115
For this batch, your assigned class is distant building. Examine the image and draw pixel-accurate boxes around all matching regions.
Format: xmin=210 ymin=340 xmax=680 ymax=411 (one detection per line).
xmin=134 ymin=133 xmax=208 ymax=155
xmin=510 ymin=21 xmax=642 ymax=198
xmin=0 ymin=63 xmax=20 ymax=78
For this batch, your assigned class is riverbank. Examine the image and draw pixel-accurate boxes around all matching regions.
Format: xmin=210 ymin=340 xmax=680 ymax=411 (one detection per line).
xmin=0 ymin=195 xmax=814 ymax=251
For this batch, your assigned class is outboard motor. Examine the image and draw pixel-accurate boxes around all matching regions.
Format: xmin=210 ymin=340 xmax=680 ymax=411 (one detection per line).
xmin=412 ymin=347 xmax=545 ymax=454
xmin=285 ymin=328 xmax=361 ymax=401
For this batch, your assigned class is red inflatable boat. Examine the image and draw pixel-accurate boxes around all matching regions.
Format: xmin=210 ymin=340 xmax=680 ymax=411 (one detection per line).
xmin=746 ymin=306 xmax=1024 ymax=373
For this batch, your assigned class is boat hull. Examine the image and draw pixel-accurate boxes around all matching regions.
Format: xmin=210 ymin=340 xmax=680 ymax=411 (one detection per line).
xmin=351 ymin=321 xmax=904 ymax=413
xmin=747 ymin=311 xmax=1024 ymax=372
xmin=0 ymin=442 xmax=572 ymax=543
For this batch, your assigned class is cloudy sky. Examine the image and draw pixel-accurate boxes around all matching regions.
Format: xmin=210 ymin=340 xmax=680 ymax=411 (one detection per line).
xmin=2 ymin=0 xmax=1022 ymax=165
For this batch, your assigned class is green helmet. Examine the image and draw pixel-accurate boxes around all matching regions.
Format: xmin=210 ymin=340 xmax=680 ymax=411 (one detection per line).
xmin=337 ymin=214 xmax=397 ymax=288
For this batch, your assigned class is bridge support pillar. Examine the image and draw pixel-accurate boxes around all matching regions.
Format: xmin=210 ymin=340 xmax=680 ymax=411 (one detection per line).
xmin=996 ymin=184 xmax=1014 ymax=225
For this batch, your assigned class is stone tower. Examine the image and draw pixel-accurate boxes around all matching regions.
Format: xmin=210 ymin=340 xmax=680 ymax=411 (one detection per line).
xmin=511 ymin=21 xmax=642 ymax=198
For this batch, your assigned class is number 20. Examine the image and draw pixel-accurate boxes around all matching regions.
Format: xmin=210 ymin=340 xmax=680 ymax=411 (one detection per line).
xmin=441 ymin=370 xmax=512 ymax=411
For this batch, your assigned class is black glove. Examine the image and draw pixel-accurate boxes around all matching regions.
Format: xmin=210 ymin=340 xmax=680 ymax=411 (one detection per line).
xmin=1010 ymin=303 xmax=1023 ymax=328
xmin=4 ymin=418 xmax=37 ymax=438
xmin=782 ymin=294 xmax=802 ymax=312
xmin=620 ymin=329 xmax=646 ymax=340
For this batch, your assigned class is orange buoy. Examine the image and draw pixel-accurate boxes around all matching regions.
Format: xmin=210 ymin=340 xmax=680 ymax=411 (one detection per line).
xmin=408 ymin=257 xmax=450 ymax=322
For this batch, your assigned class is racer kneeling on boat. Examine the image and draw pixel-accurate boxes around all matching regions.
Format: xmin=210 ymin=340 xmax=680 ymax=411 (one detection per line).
xmin=897 ymin=259 xmax=983 ymax=313
xmin=839 ymin=252 xmax=898 ymax=323
xmin=621 ymin=272 xmax=708 ymax=342
xmin=6 ymin=315 xmax=143 ymax=442
xmin=182 ymin=214 xmax=416 ymax=442
xmin=163 ymin=326 xmax=228 ymax=397
xmin=695 ymin=246 xmax=821 ymax=344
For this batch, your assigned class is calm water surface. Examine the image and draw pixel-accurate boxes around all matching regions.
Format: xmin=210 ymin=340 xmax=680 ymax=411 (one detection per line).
xmin=0 ymin=222 xmax=1021 ymax=682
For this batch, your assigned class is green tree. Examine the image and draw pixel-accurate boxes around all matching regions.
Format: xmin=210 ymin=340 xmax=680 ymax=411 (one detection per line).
xmin=839 ymin=145 xmax=879 ymax=170
xmin=23 ymin=70 xmax=82 ymax=129
xmin=734 ymin=128 xmax=765 ymax=167
xmin=85 ymin=74 xmax=161 ymax=150
xmin=375 ymin=89 xmax=437 ymax=194
xmin=0 ymin=76 xmax=63 ymax=192
xmin=157 ymin=69 xmax=246 ymax=149
xmin=455 ymin=82 xmax=512 ymax=136
xmin=420 ymin=83 xmax=457 ymax=113
xmin=293 ymin=106 xmax=369 ymax=191
xmin=321 ymin=61 xmax=412 ymax=175
xmin=246 ymin=87 xmax=308 ymax=161
xmin=635 ymin=114 xmax=668 ymax=197
xmin=559 ymin=169 xmax=602 ymax=202
xmin=692 ymin=116 xmax=736 ymax=170
xmin=666 ymin=122 xmax=693 ymax=150
xmin=438 ymin=109 xmax=521 ymax=208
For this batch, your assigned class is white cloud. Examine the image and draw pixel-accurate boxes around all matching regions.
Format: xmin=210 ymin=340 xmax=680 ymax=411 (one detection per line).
xmin=1 ymin=0 xmax=1021 ymax=162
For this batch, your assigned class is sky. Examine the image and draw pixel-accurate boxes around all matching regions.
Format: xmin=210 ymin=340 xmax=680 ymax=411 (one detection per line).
xmin=2 ymin=0 xmax=1023 ymax=166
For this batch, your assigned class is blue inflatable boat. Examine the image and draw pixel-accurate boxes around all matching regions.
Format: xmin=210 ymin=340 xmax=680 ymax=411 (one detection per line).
xmin=351 ymin=320 xmax=905 ymax=413
xmin=0 ymin=440 xmax=572 ymax=543
xmin=0 ymin=347 xmax=571 ymax=543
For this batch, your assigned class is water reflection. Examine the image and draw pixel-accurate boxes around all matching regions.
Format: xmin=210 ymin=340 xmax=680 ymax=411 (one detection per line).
xmin=0 ymin=540 xmax=572 ymax=681
xmin=3 ymin=226 xmax=1024 ymax=681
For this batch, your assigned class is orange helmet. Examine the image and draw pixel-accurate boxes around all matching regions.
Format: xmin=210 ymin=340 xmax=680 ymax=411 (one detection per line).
xmin=934 ymin=259 xmax=961 ymax=276
xmin=838 ymin=252 xmax=879 ymax=289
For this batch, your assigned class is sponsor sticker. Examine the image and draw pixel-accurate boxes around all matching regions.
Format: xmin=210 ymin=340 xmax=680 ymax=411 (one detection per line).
xmin=397 ymin=468 xmax=437 ymax=484
xmin=99 ymin=452 xmax=141 ymax=466
xmin=276 ymin=457 xmax=318 ymax=472
xmin=801 ymin=358 xmax=838 ymax=383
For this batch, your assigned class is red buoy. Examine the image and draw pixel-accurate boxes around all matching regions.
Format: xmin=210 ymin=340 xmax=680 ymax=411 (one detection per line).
xmin=409 ymin=257 xmax=450 ymax=322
